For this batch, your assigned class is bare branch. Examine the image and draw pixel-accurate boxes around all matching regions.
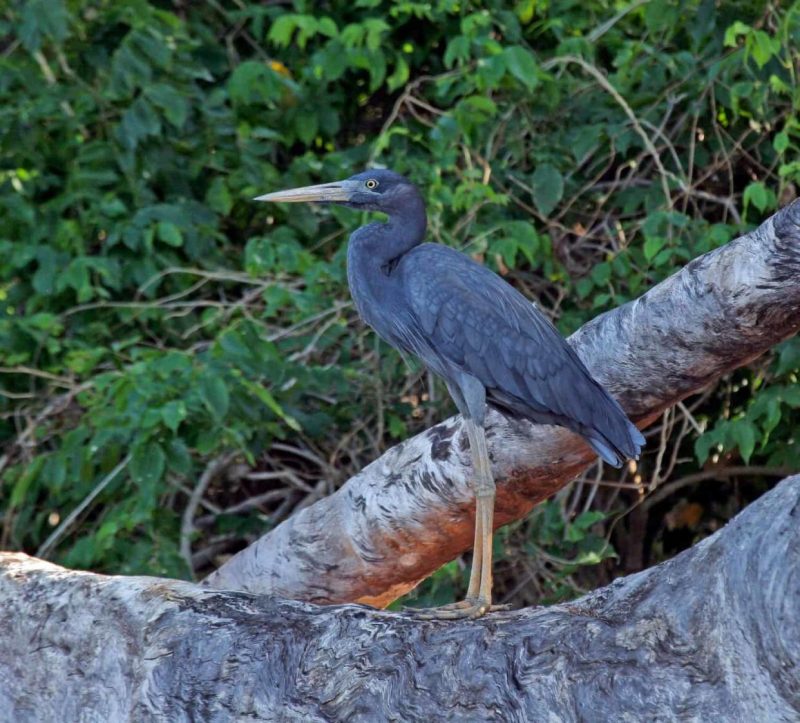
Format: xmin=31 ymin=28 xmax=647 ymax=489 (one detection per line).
xmin=3 ymin=475 xmax=799 ymax=720
xmin=204 ymin=201 xmax=800 ymax=606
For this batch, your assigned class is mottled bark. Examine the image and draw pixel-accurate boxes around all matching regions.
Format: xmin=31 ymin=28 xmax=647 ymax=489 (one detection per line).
xmin=205 ymin=201 xmax=800 ymax=606
xmin=2 ymin=475 xmax=799 ymax=722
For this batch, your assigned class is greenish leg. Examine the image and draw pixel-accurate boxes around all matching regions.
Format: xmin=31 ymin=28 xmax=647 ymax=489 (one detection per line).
xmin=411 ymin=418 xmax=509 ymax=620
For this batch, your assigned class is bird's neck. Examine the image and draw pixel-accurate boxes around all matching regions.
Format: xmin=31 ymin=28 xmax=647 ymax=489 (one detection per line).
xmin=346 ymin=203 xmax=426 ymax=331
xmin=350 ymin=198 xmax=427 ymax=269
xmin=384 ymin=197 xmax=427 ymax=261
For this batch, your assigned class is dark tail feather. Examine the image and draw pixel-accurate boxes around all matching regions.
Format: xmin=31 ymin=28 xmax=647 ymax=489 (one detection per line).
xmin=487 ymin=385 xmax=645 ymax=467
xmin=585 ymin=420 xmax=645 ymax=468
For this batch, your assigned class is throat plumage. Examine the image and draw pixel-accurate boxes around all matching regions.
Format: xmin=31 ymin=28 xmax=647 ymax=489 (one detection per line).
xmin=346 ymin=199 xmax=427 ymax=331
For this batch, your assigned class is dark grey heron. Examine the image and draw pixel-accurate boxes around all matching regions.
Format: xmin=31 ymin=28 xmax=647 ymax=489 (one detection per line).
xmin=255 ymin=169 xmax=644 ymax=619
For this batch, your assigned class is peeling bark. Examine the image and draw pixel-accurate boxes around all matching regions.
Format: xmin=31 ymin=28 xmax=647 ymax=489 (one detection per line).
xmin=204 ymin=201 xmax=800 ymax=606
xmin=2 ymin=475 xmax=799 ymax=722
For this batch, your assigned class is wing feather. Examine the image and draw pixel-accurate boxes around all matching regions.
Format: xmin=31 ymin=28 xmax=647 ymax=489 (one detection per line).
xmin=399 ymin=243 xmax=643 ymax=464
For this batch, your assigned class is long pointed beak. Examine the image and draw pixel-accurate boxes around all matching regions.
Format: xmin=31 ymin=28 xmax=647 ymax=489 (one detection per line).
xmin=254 ymin=180 xmax=355 ymax=204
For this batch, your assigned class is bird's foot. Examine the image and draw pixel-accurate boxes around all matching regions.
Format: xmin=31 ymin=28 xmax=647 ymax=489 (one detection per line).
xmin=404 ymin=597 xmax=511 ymax=620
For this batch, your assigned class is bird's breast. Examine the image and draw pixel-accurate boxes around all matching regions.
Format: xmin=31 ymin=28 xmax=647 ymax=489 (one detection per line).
xmin=347 ymin=245 xmax=416 ymax=359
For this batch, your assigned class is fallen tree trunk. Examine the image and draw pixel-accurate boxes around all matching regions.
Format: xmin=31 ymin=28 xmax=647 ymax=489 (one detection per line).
xmin=204 ymin=200 xmax=800 ymax=607
xmin=3 ymin=475 xmax=799 ymax=721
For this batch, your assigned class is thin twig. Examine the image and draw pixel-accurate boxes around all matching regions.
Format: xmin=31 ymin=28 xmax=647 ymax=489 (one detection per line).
xmin=543 ymin=55 xmax=674 ymax=206
xmin=643 ymin=466 xmax=795 ymax=510
xmin=180 ymin=452 xmax=238 ymax=578
xmin=37 ymin=455 xmax=131 ymax=559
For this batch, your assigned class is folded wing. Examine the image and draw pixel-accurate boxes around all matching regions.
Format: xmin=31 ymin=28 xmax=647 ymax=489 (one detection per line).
xmin=400 ymin=244 xmax=644 ymax=466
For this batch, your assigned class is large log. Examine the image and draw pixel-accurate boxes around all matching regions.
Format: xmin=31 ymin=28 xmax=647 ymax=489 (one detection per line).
xmin=204 ymin=200 xmax=800 ymax=607
xmin=2 ymin=475 xmax=798 ymax=721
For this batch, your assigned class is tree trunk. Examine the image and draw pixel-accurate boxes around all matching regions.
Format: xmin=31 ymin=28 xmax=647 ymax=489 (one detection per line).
xmin=204 ymin=200 xmax=800 ymax=607
xmin=3 ymin=474 xmax=799 ymax=722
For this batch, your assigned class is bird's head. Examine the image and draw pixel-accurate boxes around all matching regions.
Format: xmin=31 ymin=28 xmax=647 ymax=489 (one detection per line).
xmin=254 ymin=169 xmax=423 ymax=215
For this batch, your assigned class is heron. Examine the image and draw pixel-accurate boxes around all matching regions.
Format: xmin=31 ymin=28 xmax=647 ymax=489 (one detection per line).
xmin=255 ymin=169 xmax=645 ymax=619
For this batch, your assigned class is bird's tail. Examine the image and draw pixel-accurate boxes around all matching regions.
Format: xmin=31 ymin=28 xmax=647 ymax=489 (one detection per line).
xmin=488 ymin=382 xmax=645 ymax=467
xmin=583 ymin=417 xmax=645 ymax=468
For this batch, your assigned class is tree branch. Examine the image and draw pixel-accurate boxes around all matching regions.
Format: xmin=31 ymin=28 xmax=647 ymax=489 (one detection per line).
xmin=204 ymin=200 xmax=800 ymax=606
xmin=3 ymin=475 xmax=799 ymax=720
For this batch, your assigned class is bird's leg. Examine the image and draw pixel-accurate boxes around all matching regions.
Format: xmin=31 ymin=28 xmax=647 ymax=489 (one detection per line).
xmin=412 ymin=418 xmax=508 ymax=620
xmin=464 ymin=487 xmax=484 ymax=600
xmin=429 ymin=479 xmax=483 ymax=612
xmin=468 ymin=416 xmax=497 ymax=612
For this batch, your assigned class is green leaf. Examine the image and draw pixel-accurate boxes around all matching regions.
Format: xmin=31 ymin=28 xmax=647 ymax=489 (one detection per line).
xmin=644 ymin=236 xmax=667 ymax=262
xmin=295 ymin=111 xmax=319 ymax=145
xmin=10 ymin=458 xmax=44 ymax=507
xmin=652 ymin=248 xmax=675 ymax=267
xmin=206 ymin=177 xmax=233 ymax=215
xmin=564 ymin=523 xmax=584 ymax=543
xmin=501 ymin=221 xmax=540 ymax=264
xmin=644 ymin=1 xmax=679 ymax=32
xmin=166 ymin=439 xmax=193 ymax=476
xmin=775 ymin=338 xmax=800 ymax=376
xmin=743 ymin=181 xmax=773 ymax=213
xmin=724 ymin=20 xmax=751 ymax=47
xmin=156 ymin=221 xmax=183 ymax=247
xmin=340 ymin=23 xmax=366 ymax=48
xmin=695 ymin=431 xmax=720 ymax=465
xmin=575 ymin=277 xmax=593 ymax=300
xmin=386 ymin=56 xmax=409 ymax=92
xmin=773 ymin=131 xmax=789 ymax=154
xmin=228 ymin=61 xmax=284 ymax=106
xmin=363 ymin=18 xmax=389 ymax=50
xmin=244 ymin=236 xmax=275 ymax=275
xmin=161 ymin=401 xmax=187 ymax=432
xmin=531 ymin=163 xmax=564 ymax=216
xmin=573 ymin=550 xmax=606 ymax=565
xmin=780 ymin=386 xmax=800 ymax=407
xmin=56 ymin=258 xmax=92 ymax=301
xmin=731 ymin=421 xmax=757 ymax=464
xmin=516 ymin=0 xmax=535 ymax=23
xmin=19 ymin=0 xmax=69 ymax=51
xmin=200 ymin=375 xmax=230 ymax=419
xmin=573 ymin=510 xmax=605 ymax=529
xmin=145 ymin=84 xmax=189 ymax=128
xmin=118 ymin=97 xmax=161 ymax=151
xmin=387 ymin=414 xmax=406 ymax=438
xmin=33 ymin=248 xmax=69 ymax=296
xmin=243 ymin=379 xmax=301 ymax=431
xmin=503 ymin=45 xmax=538 ymax=90
xmin=477 ymin=54 xmax=507 ymax=89
xmin=268 ymin=15 xmax=297 ymax=47
xmin=444 ymin=36 xmax=470 ymax=68
xmin=130 ymin=442 xmax=166 ymax=487
xmin=491 ymin=237 xmax=520 ymax=269
xmin=318 ymin=18 xmax=339 ymax=39
xmin=591 ymin=262 xmax=611 ymax=286
xmin=748 ymin=30 xmax=779 ymax=68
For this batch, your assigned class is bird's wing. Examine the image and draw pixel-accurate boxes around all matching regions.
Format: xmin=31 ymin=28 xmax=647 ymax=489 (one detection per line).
xmin=400 ymin=244 xmax=641 ymax=461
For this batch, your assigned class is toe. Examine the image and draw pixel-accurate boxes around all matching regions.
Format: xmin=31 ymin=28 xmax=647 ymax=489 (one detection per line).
xmin=405 ymin=597 xmax=505 ymax=620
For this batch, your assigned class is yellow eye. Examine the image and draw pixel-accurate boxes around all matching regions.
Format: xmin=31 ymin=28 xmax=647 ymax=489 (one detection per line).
xmin=365 ymin=179 xmax=379 ymax=189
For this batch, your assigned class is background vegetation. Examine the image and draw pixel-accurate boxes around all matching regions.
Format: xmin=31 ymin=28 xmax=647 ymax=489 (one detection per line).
xmin=1 ymin=0 xmax=798 ymax=607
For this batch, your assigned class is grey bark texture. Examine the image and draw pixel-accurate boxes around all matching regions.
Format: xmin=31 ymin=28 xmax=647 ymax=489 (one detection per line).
xmin=2 ymin=474 xmax=799 ymax=722
xmin=204 ymin=200 xmax=800 ymax=607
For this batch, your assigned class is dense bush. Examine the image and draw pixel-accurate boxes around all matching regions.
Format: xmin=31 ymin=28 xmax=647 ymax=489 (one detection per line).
xmin=1 ymin=0 xmax=798 ymax=604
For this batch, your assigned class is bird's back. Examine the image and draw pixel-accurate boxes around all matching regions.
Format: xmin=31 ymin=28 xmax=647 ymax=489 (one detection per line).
xmin=395 ymin=243 xmax=644 ymax=466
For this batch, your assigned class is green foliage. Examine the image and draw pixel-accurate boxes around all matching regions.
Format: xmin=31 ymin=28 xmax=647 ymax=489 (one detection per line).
xmin=515 ymin=502 xmax=617 ymax=603
xmin=0 ymin=0 xmax=798 ymax=603
xmin=696 ymin=338 xmax=800 ymax=467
